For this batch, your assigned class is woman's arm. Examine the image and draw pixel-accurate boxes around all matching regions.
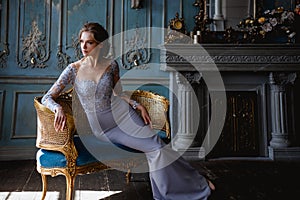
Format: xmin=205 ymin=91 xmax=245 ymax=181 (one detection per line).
xmin=111 ymin=61 xmax=151 ymax=126
xmin=42 ymin=65 xmax=77 ymax=131
xmin=42 ymin=65 xmax=76 ymax=111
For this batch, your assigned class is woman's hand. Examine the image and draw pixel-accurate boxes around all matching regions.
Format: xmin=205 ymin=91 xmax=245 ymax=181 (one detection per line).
xmin=136 ymin=104 xmax=152 ymax=127
xmin=54 ymin=107 xmax=67 ymax=132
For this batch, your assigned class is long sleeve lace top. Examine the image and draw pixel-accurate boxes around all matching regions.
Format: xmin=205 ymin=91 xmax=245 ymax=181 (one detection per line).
xmin=41 ymin=60 xmax=122 ymax=113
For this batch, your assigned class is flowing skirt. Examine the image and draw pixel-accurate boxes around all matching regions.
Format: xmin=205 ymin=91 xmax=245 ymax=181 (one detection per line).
xmin=88 ymin=97 xmax=211 ymax=200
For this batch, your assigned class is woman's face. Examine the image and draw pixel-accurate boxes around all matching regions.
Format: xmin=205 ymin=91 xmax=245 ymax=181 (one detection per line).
xmin=80 ymin=31 xmax=99 ymax=57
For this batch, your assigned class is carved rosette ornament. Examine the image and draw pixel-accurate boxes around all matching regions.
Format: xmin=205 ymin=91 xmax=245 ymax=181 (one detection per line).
xmin=19 ymin=21 xmax=49 ymax=68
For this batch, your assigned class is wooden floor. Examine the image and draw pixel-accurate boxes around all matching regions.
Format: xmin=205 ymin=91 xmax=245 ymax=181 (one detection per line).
xmin=0 ymin=159 xmax=299 ymax=200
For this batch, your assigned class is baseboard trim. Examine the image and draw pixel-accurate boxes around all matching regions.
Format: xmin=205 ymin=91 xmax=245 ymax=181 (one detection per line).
xmin=0 ymin=146 xmax=37 ymax=161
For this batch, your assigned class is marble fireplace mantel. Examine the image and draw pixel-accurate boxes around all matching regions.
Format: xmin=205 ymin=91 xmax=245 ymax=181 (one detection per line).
xmin=160 ymin=44 xmax=300 ymax=161
xmin=161 ymin=44 xmax=300 ymax=72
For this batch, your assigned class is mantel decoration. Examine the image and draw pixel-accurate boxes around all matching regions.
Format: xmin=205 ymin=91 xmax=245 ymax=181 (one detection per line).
xmin=192 ymin=0 xmax=212 ymax=43
xmin=164 ymin=13 xmax=189 ymax=44
xmin=165 ymin=1 xmax=300 ymax=44
xmin=237 ymin=6 xmax=297 ymax=43
xmin=169 ymin=12 xmax=187 ymax=34
xmin=193 ymin=0 xmax=210 ymax=31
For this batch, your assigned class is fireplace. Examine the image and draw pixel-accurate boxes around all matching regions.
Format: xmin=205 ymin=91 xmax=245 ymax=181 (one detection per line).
xmin=207 ymin=91 xmax=260 ymax=158
xmin=161 ymin=44 xmax=300 ymax=161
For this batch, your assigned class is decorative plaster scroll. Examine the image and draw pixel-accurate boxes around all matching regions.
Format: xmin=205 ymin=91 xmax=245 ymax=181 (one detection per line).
xmin=0 ymin=0 xmax=9 ymax=68
xmin=269 ymin=72 xmax=297 ymax=89
xmin=18 ymin=21 xmax=48 ymax=68
xmin=57 ymin=51 xmax=71 ymax=69
xmin=0 ymin=43 xmax=9 ymax=68
xmin=16 ymin=0 xmax=52 ymax=69
xmin=122 ymin=28 xmax=150 ymax=70
xmin=178 ymin=72 xmax=202 ymax=84
xmin=56 ymin=0 xmax=71 ymax=69
xmin=164 ymin=54 xmax=300 ymax=64
xmin=72 ymin=37 xmax=82 ymax=61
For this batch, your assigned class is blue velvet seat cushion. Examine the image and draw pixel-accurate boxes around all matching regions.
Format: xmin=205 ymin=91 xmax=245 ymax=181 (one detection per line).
xmin=37 ymin=131 xmax=169 ymax=168
xmin=36 ymin=137 xmax=100 ymax=168
xmin=156 ymin=130 xmax=168 ymax=140
xmin=36 ymin=136 xmax=145 ymax=168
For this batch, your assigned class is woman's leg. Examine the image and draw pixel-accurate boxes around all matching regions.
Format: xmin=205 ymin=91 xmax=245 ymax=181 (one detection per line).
xmin=105 ymin=127 xmax=211 ymax=200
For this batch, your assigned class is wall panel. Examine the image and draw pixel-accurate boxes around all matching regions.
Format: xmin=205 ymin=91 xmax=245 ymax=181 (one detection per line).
xmin=12 ymin=90 xmax=43 ymax=139
xmin=0 ymin=0 xmax=185 ymax=160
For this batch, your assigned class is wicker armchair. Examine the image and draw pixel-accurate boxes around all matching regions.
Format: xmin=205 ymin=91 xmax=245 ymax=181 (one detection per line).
xmin=34 ymin=89 xmax=170 ymax=200
xmin=123 ymin=90 xmax=170 ymax=142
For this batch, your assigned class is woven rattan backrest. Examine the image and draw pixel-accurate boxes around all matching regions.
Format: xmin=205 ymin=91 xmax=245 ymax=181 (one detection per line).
xmin=34 ymin=89 xmax=75 ymax=150
xmin=124 ymin=90 xmax=170 ymax=138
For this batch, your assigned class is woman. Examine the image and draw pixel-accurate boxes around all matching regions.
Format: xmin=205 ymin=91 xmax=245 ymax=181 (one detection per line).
xmin=42 ymin=22 xmax=214 ymax=200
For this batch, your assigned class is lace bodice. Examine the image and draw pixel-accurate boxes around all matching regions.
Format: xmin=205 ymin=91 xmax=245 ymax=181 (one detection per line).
xmin=42 ymin=61 xmax=122 ymax=113
xmin=75 ymin=69 xmax=114 ymax=112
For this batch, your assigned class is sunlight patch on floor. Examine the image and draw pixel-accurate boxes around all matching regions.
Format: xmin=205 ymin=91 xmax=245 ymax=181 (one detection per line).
xmin=0 ymin=190 xmax=122 ymax=200
xmin=0 ymin=191 xmax=60 ymax=200
xmin=74 ymin=190 xmax=122 ymax=199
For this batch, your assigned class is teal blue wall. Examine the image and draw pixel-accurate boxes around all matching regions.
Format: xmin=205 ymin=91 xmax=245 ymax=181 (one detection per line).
xmin=1 ymin=0 xmax=296 ymax=160
xmin=0 ymin=0 xmax=198 ymax=160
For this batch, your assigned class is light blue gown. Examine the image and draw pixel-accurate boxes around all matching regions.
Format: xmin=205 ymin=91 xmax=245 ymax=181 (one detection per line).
xmin=42 ymin=61 xmax=211 ymax=200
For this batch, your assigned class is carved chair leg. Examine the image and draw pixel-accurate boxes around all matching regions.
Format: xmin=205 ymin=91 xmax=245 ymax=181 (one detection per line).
xmin=126 ymin=169 xmax=131 ymax=183
xmin=65 ymin=174 xmax=76 ymax=200
xmin=40 ymin=174 xmax=47 ymax=200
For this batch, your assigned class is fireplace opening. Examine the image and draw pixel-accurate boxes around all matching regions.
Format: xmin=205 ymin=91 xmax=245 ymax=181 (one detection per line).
xmin=196 ymin=90 xmax=260 ymax=158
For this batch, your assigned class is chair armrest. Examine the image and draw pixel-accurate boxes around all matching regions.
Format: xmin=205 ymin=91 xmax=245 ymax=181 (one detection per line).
xmin=123 ymin=90 xmax=171 ymax=139
xmin=34 ymin=96 xmax=76 ymax=153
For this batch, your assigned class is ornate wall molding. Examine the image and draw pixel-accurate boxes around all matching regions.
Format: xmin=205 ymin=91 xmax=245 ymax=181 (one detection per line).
xmin=19 ymin=21 xmax=48 ymax=68
xmin=164 ymin=54 xmax=300 ymax=64
xmin=161 ymin=44 xmax=300 ymax=71
xmin=0 ymin=43 xmax=9 ymax=68
xmin=269 ymin=72 xmax=297 ymax=88
xmin=71 ymin=37 xmax=81 ymax=61
xmin=121 ymin=0 xmax=152 ymax=70
xmin=0 ymin=0 xmax=9 ymax=68
xmin=16 ymin=0 xmax=51 ymax=69
xmin=57 ymin=50 xmax=71 ymax=69
xmin=178 ymin=72 xmax=202 ymax=84
xmin=122 ymin=28 xmax=150 ymax=69
xmin=56 ymin=0 xmax=71 ymax=69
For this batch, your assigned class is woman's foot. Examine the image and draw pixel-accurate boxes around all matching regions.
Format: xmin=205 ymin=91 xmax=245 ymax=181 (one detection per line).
xmin=207 ymin=179 xmax=215 ymax=191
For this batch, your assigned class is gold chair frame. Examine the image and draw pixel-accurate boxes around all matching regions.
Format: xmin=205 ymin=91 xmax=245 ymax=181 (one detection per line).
xmin=34 ymin=89 xmax=170 ymax=200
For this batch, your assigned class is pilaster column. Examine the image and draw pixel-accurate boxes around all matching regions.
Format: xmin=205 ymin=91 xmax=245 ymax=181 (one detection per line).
xmin=269 ymin=72 xmax=296 ymax=148
xmin=172 ymin=72 xmax=201 ymax=151
xmin=213 ymin=0 xmax=224 ymax=31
